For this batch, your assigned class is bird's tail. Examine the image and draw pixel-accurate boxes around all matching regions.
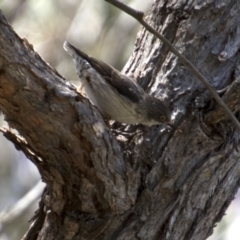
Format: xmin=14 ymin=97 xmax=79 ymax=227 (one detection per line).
xmin=63 ymin=41 xmax=87 ymax=59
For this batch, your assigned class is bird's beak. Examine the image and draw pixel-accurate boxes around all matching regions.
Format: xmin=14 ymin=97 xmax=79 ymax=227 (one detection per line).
xmin=167 ymin=122 xmax=182 ymax=133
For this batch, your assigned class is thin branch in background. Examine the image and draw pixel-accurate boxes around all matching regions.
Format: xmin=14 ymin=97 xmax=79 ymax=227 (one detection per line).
xmin=105 ymin=0 xmax=240 ymax=132
xmin=0 ymin=181 xmax=45 ymax=226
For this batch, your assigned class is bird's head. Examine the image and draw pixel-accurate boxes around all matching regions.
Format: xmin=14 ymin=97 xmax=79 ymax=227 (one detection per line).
xmin=141 ymin=95 xmax=172 ymax=126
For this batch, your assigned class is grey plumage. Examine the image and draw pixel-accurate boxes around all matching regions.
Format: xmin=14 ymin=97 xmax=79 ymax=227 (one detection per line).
xmin=63 ymin=41 xmax=171 ymax=126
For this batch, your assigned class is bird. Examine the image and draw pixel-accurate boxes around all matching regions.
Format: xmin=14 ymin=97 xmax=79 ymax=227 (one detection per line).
xmin=63 ymin=41 xmax=173 ymax=127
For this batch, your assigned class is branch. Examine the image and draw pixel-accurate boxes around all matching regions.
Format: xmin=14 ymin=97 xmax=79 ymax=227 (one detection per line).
xmin=0 ymin=10 xmax=130 ymax=215
xmin=105 ymin=0 xmax=240 ymax=131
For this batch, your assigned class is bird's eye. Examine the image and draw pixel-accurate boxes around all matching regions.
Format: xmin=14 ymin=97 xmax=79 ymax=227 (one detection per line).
xmin=160 ymin=116 xmax=166 ymax=121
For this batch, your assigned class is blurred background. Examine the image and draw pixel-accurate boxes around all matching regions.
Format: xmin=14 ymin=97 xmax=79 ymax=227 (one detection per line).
xmin=0 ymin=0 xmax=239 ymax=240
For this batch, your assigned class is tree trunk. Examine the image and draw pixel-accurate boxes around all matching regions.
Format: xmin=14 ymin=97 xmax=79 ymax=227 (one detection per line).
xmin=0 ymin=1 xmax=240 ymax=240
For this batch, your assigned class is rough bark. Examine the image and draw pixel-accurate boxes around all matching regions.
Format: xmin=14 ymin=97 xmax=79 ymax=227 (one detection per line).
xmin=0 ymin=0 xmax=240 ymax=240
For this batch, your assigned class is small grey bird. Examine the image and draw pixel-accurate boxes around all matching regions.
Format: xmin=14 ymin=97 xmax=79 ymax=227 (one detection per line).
xmin=63 ymin=41 xmax=172 ymax=126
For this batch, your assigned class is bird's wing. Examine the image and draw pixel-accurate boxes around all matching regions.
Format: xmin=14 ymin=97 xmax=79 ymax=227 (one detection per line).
xmin=64 ymin=41 xmax=144 ymax=103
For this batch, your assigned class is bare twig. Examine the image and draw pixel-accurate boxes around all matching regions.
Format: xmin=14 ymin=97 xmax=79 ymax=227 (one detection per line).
xmin=105 ymin=0 xmax=240 ymax=132
xmin=205 ymin=77 xmax=240 ymax=124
